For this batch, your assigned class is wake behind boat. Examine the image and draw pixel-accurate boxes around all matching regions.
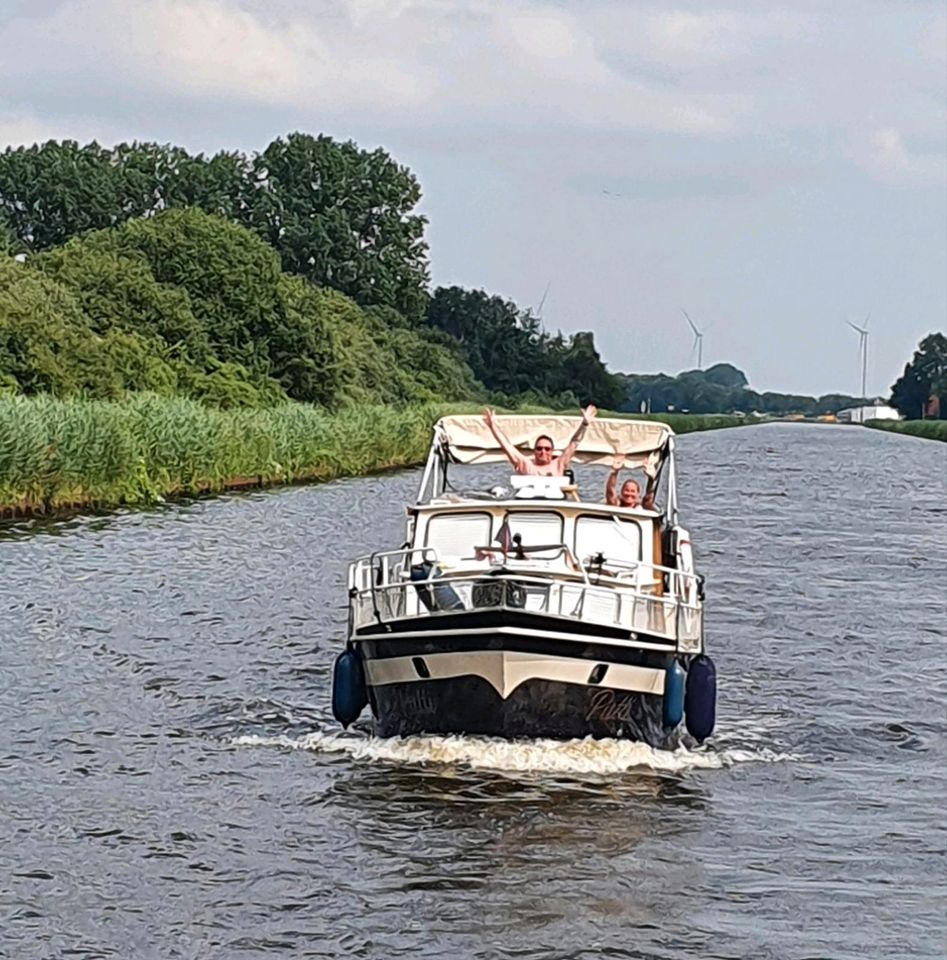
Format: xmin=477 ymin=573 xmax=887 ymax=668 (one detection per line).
xmin=331 ymin=414 xmax=716 ymax=748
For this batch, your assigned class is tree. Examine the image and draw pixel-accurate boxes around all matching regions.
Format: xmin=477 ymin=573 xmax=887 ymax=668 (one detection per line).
xmin=246 ymin=133 xmax=429 ymax=321
xmin=0 ymin=140 xmax=126 ymax=250
xmin=0 ymin=258 xmax=178 ymax=398
xmin=427 ymin=286 xmax=543 ymax=395
xmin=0 ymin=135 xmax=431 ymax=322
xmin=701 ymin=362 xmax=748 ymax=389
xmin=890 ymin=333 xmax=947 ymax=419
xmin=547 ymin=331 xmax=625 ymax=408
xmin=33 ymin=241 xmax=212 ymax=363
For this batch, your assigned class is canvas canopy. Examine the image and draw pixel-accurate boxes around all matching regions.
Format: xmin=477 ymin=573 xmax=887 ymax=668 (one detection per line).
xmin=434 ymin=415 xmax=673 ymax=470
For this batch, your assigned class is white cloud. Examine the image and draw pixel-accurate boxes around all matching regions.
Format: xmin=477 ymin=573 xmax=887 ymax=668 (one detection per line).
xmin=588 ymin=6 xmax=815 ymax=68
xmin=855 ymin=126 xmax=947 ymax=187
xmin=0 ymin=0 xmax=746 ymax=134
xmin=0 ymin=0 xmax=942 ymax=183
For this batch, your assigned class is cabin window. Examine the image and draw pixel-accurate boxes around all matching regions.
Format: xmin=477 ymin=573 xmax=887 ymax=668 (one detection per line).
xmin=574 ymin=515 xmax=641 ymax=566
xmin=424 ymin=512 xmax=492 ymax=560
xmin=503 ymin=511 xmax=564 ymax=559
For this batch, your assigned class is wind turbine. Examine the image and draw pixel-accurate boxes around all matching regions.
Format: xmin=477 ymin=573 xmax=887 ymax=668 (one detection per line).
xmin=536 ymin=280 xmax=551 ymax=318
xmin=682 ymin=310 xmax=704 ymax=369
xmin=847 ymin=314 xmax=870 ymax=398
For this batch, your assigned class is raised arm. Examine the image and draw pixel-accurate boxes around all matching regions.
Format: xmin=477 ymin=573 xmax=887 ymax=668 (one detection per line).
xmin=605 ymin=454 xmax=623 ymax=505
xmin=558 ymin=404 xmax=597 ymax=470
xmin=482 ymin=408 xmax=526 ymax=470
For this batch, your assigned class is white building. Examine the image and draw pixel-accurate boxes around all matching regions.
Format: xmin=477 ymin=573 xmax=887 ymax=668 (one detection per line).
xmin=836 ymin=404 xmax=901 ymax=424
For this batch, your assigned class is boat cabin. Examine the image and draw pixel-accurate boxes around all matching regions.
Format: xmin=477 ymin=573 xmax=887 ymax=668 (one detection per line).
xmin=347 ymin=414 xmax=702 ymax=652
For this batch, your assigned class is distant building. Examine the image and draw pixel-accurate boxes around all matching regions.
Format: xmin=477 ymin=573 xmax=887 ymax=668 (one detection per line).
xmin=836 ymin=404 xmax=901 ymax=424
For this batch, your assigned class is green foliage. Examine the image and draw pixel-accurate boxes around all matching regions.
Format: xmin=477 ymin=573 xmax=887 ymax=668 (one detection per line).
xmin=426 ymin=286 xmax=624 ymax=407
xmin=310 ymin=287 xmax=479 ymax=405
xmin=1 ymin=211 xmax=480 ymax=411
xmin=33 ymin=240 xmax=211 ymax=362
xmin=0 ymin=394 xmax=748 ymax=513
xmin=249 ymin=133 xmax=429 ymax=321
xmin=0 ymin=258 xmax=180 ymax=398
xmin=0 ymin=139 xmax=245 ymax=251
xmin=0 ymin=238 xmax=293 ymax=408
xmin=865 ymin=419 xmax=947 ymax=442
xmin=0 ymin=134 xmax=429 ymax=322
xmin=621 ymin=367 xmax=863 ymax=416
xmin=104 ymin=209 xmax=281 ymax=374
xmin=890 ymin=333 xmax=947 ymax=419
xmin=0 ymin=394 xmax=472 ymax=510
xmin=700 ymin=363 xmax=748 ymax=389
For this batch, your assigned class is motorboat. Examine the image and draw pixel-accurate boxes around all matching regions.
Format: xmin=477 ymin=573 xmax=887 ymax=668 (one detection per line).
xmin=331 ymin=414 xmax=716 ymax=748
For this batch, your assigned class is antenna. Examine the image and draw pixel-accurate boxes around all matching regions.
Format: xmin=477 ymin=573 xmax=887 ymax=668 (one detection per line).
xmin=846 ymin=313 xmax=870 ymax=398
xmin=682 ymin=309 xmax=704 ymax=369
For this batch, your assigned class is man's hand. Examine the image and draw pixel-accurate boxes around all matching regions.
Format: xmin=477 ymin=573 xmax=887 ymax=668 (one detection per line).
xmin=483 ymin=407 xmax=496 ymax=428
xmin=582 ymin=404 xmax=598 ymax=424
xmin=611 ymin=454 xmax=625 ymax=473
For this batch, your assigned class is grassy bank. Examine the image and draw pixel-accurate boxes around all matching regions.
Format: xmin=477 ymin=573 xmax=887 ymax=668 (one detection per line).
xmin=0 ymin=395 xmax=748 ymax=516
xmin=864 ymin=419 xmax=947 ymax=443
xmin=623 ymin=413 xmax=749 ymax=433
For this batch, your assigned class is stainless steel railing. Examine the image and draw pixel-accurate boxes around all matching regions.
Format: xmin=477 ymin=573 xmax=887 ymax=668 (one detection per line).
xmin=347 ymin=548 xmax=702 ymax=651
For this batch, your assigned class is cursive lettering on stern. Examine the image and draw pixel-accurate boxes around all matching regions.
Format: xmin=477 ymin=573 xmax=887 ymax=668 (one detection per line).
xmin=397 ymin=686 xmax=438 ymax=716
xmin=585 ymin=688 xmax=638 ymax=724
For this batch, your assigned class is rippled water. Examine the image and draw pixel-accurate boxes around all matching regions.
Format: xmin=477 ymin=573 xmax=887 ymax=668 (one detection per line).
xmin=1 ymin=424 xmax=944 ymax=959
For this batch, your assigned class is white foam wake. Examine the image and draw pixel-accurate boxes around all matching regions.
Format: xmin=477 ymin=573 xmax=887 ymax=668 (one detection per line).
xmin=232 ymin=730 xmax=795 ymax=775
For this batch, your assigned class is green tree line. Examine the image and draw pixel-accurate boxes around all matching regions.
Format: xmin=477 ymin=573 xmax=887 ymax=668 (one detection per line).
xmin=620 ymin=363 xmax=868 ymax=416
xmin=0 ymin=134 xmax=624 ymax=410
xmin=0 ymin=209 xmax=479 ymax=408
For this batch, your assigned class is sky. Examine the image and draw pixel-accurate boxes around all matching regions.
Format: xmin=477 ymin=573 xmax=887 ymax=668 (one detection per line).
xmin=0 ymin=0 xmax=944 ymax=397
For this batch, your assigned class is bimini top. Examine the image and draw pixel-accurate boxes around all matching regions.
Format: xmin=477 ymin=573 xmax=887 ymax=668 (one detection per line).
xmin=433 ymin=414 xmax=674 ymax=470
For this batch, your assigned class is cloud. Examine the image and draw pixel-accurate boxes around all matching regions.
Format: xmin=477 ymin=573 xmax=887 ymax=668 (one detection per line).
xmin=0 ymin=0 xmax=942 ymax=188
xmin=589 ymin=6 xmax=815 ymax=69
xmin=855 ymin=127 xmax=947 ymax=187
xmin=0 ymin=0 xmax=746 ymax=134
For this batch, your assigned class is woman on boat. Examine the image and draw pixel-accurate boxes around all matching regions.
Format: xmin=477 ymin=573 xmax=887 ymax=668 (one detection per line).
xmin=482 ymin=405 xmax=597 ymax=476
xmin=606 ymin=455 xmax=656 ymax=509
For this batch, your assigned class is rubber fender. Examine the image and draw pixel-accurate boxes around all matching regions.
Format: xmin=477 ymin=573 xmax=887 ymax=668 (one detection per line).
xmin=684 ymin=654 xmax=716 ymax=742
xmin=332 ymin=649 xmax=368 ymax=727
xmin=663 ymin=660 xmax=686 ymax=729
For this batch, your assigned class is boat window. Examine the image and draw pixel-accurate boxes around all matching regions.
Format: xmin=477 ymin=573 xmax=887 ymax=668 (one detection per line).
xmin=574 ymin=515 xmax=641 ymax=565
xmin=504 ymin=511 xmax=564 ymax=559
xmin=424 ymin=512 xmax=492 ymax=560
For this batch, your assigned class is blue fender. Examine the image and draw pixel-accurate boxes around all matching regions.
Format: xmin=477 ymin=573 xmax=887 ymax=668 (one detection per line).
xmin=684 ymin=655 xmax=716 ymax=742
xmin=332 ymin=648 xmax=367 ymax=727
xmin=663 ymin=660 xmax=686 ymax=729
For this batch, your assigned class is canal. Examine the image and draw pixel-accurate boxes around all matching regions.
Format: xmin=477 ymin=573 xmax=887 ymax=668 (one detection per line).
xmin=1 ymin=423 xmax=944 ymax=958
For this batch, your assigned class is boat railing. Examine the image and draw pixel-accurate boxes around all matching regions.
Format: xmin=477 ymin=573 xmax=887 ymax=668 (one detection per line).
xmin=348 ymin=548 xmax=702 ymax=651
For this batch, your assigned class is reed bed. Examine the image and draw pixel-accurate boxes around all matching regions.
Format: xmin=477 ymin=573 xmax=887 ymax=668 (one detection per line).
xmin=864 ymin=419 xmax=947 ymax=443
xmin=0 ymin=395 xmax=748 ymax=515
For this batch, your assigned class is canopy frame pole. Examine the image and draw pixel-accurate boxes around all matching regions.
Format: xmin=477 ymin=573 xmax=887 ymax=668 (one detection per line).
xmin=416 ymin=444 xmax=439 ymax=504
xmin=666 ymin=437 xmax=679 ymax=525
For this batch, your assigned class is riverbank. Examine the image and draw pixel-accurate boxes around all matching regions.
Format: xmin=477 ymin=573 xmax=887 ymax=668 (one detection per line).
xmin=0 ymin=394 xmax=749 ymax=516
xmin=864 ymin=419 xmax=947 ymax=443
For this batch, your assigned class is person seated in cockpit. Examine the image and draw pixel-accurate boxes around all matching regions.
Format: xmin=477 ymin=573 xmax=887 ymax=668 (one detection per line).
xmin=606 ymin=455 xmax=655 ymax=510
xmin=482 ymin=405 xmax=597 ymax=477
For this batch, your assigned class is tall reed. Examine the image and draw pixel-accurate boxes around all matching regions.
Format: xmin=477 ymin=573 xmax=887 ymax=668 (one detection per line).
xmin=0 ymin=395 xmax=749 ymax=514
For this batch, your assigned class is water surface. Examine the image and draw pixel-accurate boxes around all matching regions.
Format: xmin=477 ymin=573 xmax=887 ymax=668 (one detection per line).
xmin=1 ymin=424 xmax=944 ymax=959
